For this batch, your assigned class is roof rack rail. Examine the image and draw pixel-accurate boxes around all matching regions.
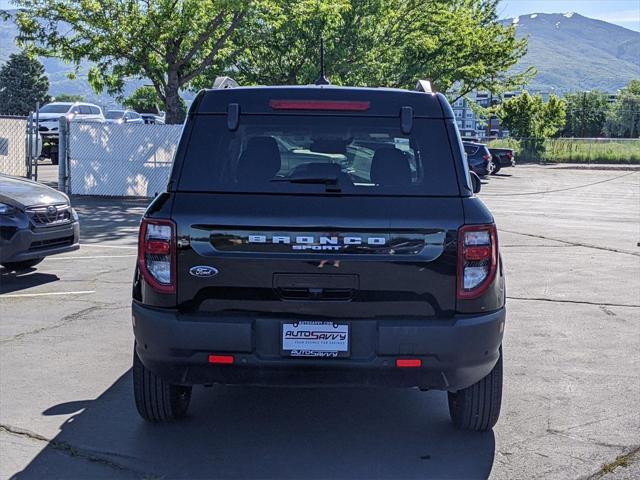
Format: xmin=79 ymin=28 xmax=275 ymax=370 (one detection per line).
xmin=415 ymin=79 xmax=433 ymax=93
xmin=212 ymin=76 xmax=239 ymax=89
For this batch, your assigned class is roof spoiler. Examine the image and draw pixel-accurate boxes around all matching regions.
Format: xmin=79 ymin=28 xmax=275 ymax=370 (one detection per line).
xmin=212 ymin=76 xmax=239 ymax=89
xmin=415 ymin=79 xmax=433 ymax=93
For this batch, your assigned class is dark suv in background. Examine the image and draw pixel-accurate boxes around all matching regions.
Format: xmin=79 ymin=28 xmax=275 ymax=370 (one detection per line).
xmin=463 ymin=141 xmax=494 ymax=177
xmin=132 ymin=79 xmax=506 ymax=432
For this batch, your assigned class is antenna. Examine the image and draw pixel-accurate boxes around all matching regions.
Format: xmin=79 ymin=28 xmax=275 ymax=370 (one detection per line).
xmin=315 ymin=38 xmax=330 ymax=85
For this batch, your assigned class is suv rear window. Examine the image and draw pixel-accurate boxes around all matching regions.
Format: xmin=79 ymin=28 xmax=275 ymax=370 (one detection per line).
xmin=176 ymin=115 xmax=459 ymax=196
xmin=464 ymin=145 xmax=479 ymax=155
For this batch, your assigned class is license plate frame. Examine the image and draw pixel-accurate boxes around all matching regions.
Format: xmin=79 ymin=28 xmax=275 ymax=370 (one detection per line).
xmin=281 ymin=321 xmax=350 ymax=358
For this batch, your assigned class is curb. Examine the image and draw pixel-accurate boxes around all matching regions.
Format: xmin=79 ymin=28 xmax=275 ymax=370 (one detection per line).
xmin=546 ymin=164 xmax=640 ymax=172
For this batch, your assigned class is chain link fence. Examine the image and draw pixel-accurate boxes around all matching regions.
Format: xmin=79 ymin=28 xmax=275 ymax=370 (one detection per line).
xmin=0 ymin=115 xmax=29 ymax=177
xmin=488 ymin=137 xmax=640 ymax=164
xmin=67 ymin=122 xmax=183 ymax=196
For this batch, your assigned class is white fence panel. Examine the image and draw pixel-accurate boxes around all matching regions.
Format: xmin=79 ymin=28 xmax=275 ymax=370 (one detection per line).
xmin=69 ymin=122 xmax=183 ymax=196
xmin=0 ymin=117 xmax=27 ymax=177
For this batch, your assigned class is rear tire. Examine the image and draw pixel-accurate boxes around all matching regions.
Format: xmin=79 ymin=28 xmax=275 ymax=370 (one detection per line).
xmin=1 ymin=258 xmax=44 ymax=271
xmin=133 ymin=345 xmax=192 ymax=422
xmin=491 ymin=164 xmax=501 ymax=175
xmin=448 ymin=347 xmax=503 ymax=431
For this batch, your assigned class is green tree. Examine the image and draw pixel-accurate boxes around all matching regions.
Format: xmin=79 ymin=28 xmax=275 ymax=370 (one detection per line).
xmin=13 ymin=0 xmax=265 ymax=124
xmin=0 ymin=51 xmax=50 ymax=115
xmin=225 ymin=0 xmax=532 ymax=96
xmin=123 ymin=86 xmax=162 ymax=113
xmin=53 ymin=94 xmax=85 ymax=103
xmin=540 ymin=95 xmax=567 ymax=138
xmin=498 ymin=91 xmax=566 ymax=159
xmin=498 ymin=92 xmax=566 ymax=138
xmin=225 ymin=0 xmax=353 ymax=87
xmin=604 ymin=80 xmax=640 ymax=138
xmin=563 ymin=91 xmax=610 ymax=137
xmin=123 ymin=86 xmax=187 ymax=122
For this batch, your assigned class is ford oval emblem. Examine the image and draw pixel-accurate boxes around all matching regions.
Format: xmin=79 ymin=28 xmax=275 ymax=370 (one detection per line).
xmin=189 ymin=266 xmax=219 ymax=278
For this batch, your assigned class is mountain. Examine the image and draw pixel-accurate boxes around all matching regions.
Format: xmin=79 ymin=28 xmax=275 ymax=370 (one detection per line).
xmin=502 ymin=12 xmax=640 ymax=94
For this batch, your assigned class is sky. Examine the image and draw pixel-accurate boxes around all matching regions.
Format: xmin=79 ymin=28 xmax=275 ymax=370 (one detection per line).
xmin=498 ymin=0 xmax=640 ymax=31
xmin=1 ymin=0 xmax=639 ymax=31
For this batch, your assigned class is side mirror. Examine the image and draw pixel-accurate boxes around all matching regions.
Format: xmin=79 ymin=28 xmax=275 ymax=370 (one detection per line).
xmin=470 ymin=171 xmax=481 ymax=194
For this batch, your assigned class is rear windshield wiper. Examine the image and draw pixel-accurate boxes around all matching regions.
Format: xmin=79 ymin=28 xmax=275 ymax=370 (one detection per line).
xmin=270 ymin=175 xmax=342 ymax=191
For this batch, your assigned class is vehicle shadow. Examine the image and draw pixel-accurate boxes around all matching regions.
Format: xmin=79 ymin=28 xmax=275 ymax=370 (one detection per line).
xmin=490 ymin=173 xmax=513 ymax=178
xmin=15 ymin=370 xmax=496 ymax=479
xmin=0 ymin=269 xmax=59 ymax=294
xmin=71 ymin=196 xmax=150 ymax=246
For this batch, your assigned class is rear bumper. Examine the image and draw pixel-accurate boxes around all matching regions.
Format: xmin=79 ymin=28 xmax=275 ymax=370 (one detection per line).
xmin=497 ymin=157 xmax=516 ymax=167
xmin=132 ymin=303 xmax=505 ymax=391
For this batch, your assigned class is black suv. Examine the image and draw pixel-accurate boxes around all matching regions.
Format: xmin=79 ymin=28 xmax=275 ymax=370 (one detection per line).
xmin=132 ymin=79 xmax=506 ymax=431
xmin=463 ymin=141 xmax=494 ymax=177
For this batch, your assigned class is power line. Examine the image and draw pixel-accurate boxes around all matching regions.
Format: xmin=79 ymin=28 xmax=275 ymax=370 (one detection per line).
xmin=482 ymin=171 xmax=638 ymax=196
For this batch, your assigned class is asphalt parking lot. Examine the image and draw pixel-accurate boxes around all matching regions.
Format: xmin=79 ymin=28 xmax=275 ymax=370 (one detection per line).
xmin=1 ymin=165 xmax=639 ymax=479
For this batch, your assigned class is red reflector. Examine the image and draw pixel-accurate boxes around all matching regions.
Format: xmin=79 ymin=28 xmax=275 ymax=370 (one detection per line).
xmin=146 ymin=240 xmax=170 ymax=255
xmin=396 ymin=359 xmax=422 ymax=368
xmin=269 ymin=100 xmax=371 ymax=111
xmin=208 ymin=354 xmax=234 ymax=364
xmin=483 ymin=154 xmax=491 ymax=161
xmin=465 ymin=245 xmax=491 ymax=260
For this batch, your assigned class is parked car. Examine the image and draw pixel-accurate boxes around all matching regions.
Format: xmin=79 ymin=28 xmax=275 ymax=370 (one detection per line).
xmin=489 ymin=147 xmax=516 ymax=174
xmin=0 ymin=174 xmax=80 ymax=271
xmin=37 ymin=102 xmax=105 ymax=165
xmin=140 ymin=113 xmax=165 ymax=125
xmin=131 ymin=77 xmax=506 ymax=431
xmin=105 ymin=109 xmax=145 ymax=124
xmin=37 ymin=102 xmax=105 ymax=138
xmin=463 ymin=141 xmax=494 ymax=177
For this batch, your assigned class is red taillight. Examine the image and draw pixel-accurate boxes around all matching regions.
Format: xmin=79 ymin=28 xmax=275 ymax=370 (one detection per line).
xmin=483 ymin=154 xmax=491 ymax=162
xmin=506 ymin=152 xmax=513 ymax=159
xmin=396 ymin=359 xmax=422 ymax=368
xmin=457 ymin=224 xmax=498 ymax=300
xmin=208 ymin=354 xmax=234 ymax=364
xmin=146 ymin=240 xmax=170 ymax=255
xmin=465 ymin=245 xmax=491 ymax=260
xmin=269 ymin=100 xmax=371 ymax=111
xmin=138 ymin=218 xmax=176 ymax=294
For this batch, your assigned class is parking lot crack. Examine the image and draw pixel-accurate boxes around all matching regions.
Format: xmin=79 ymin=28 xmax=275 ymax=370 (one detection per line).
xmin=0 ymin=423 xmax=151 ymax=477
xmin=585 ymin=445 xmax=640 ymax=479
xmin=507 ymin=296 xmax=640 ymax=308
xmin=499 ymin=229 xmax=640 ymax=257
xmin=0 ymin=305 xmax=110 ymax=344
xmin=546 ymin=428 xmax=627 ymax=449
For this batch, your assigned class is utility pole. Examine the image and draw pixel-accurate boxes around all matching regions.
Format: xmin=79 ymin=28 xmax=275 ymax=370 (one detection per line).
xmin=581 ymin=91 xmax=587 ymax=138
xmin=486 ymin=90 xmax=493 ymax=138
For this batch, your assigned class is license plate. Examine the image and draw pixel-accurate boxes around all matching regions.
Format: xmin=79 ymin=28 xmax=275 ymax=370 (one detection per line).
xmin=282 ymin=321 xmax=350 ymax=358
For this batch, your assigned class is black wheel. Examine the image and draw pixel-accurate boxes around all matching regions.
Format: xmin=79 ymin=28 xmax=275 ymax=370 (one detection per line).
xmin=1 ymin=258 xmax=44 ymax=271
xmin=133 ymin=345 xmax=192 ymax=422
xmin=491 ymin=164 xmax=501 ymax=175
xmin=448 ymin=347 xmax=503 ymax=431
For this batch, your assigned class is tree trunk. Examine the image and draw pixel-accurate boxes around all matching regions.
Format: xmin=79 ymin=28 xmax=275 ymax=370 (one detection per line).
xmin=164 ymin=68 xmax=181 ymax=124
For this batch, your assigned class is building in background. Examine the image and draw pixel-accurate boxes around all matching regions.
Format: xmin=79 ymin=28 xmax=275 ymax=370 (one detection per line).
xmin=450 ymin=91 xmax=515 ymax=139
